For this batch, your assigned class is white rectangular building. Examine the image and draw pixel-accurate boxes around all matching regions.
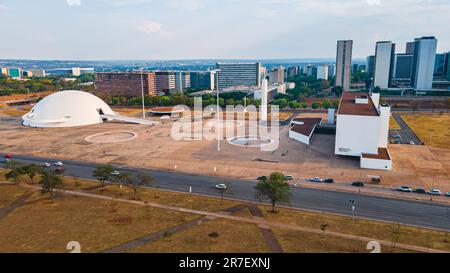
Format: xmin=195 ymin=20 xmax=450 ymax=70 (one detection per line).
xmin=335 ymin=92 xmax=392 ymax=170
xmin=317 ymin=64 xmax=329 ymax=80
xmin=373 ymin=41 xmax=395 ymax=89
xmin=411 ymin=36 xmax=437 ymax=90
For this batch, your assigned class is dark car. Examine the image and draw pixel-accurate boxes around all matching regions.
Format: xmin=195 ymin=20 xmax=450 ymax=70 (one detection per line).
xmin=323 ymin=178 xmax=334 ymax=184
xmin=55 ymin=167 xmax=65 ymax=174
xmin=414 ymin=188 xmax=426 ymax=194
xmin=351 ymin=181 xmax=364 ymax=187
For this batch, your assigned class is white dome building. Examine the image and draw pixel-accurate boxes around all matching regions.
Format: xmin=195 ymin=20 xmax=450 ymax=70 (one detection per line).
xmin=22 ymin=90 xmax=116 ymax=128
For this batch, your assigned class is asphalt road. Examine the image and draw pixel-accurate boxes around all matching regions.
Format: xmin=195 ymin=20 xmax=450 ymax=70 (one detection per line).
xmin=389 ymin=115 xmax=423 ymax=145
xmin=5 ymin=154 xmax=450 ymax=232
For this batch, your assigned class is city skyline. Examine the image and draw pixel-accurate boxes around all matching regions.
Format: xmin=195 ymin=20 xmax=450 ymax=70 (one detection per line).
xmin=0 ymin=0 xmax=449 ymax=60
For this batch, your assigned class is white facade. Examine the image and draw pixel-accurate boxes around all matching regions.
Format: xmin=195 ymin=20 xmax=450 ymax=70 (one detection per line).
xmin=411 ymin=37 xmax=437 ymax=90
xmin=361 ymin=156 xmax=392 ymax=170
xmin=374 ymin=41 xmax=395 ymax=89
xmin=317 ymin=64 xmax=329 ymax=80
xmin=289 ymin=129 xmax=311 ymax=145
xmin=22 ymin=90 xmax=115 ymax=128
xmin=335 ymin=40 xmax=353 ymax=91
xmin=260 ymin=79 xmax=268 ymax=123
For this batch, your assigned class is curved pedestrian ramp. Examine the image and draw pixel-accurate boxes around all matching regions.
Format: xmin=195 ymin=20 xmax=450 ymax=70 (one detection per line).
xmin=101 ymin=114 xmax=162 ymax=126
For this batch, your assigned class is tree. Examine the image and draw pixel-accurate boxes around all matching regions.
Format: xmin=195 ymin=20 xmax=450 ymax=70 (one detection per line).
xmin=40 ymin=170 xmax=63 ymax=200
xmin=321 ymin=100 xmax=331 ymax=109
xmin=4 ymin=161 xmax=24 ymax=184
xmin=254 ymin=172 xmax=292 ymax=213
xmin=93 ymin=165 xmax=114 ymax=191
xmin=22 ymin=164 xmax=43 ymax=184
xmin=311 ymin=101 xmax=320 ymax=109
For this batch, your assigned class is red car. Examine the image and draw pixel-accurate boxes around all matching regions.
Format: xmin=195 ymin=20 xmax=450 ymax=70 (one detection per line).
xmin=4 ymin=154 xmax=13 ymax=159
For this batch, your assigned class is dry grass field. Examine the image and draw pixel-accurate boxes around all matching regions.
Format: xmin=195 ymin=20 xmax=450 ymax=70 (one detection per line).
xmin=390 ymin=116 xmax=401 ymax=130
xmin=402 ymin=114 xmax=450 ymax=149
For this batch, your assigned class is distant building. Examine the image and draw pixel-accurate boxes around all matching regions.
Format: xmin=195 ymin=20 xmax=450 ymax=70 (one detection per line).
xmin=7 ymin=68 xmax=22 ymax=79
xmin=305 ymin=65 xmax=314 ymax=77
xmin=373 ymin=41 xmax=395 ymax=89
xmin=405 ymin=42 xmax=415 ymax=54
xmin=335 ymin=40 xmax=353 ymax=91
xmin=22 ymin=70 xmax=33 ymax=77
xmin=317 ymin=64 xmax=329 ymax=80
xmin=94 ymin=72 xmax=157 ymax=97
xmin=366 ymin=55 xmax=375 ymax=79
xmin=174 ymin=71 xmax=191 ymax=93
xmin=29 ymin=69 xmax=46 ymax=77
xmin=393 ymin=54 xmax=413 ymax=80
xmin=434 ymin=53 xmax=446 ymax=78
xmin=0 ymin=67 xmax=8 ymax=76
xmin=50 ymin=67 xmax=94 ymax=76
xmin=155 ymin=71 xmax=176 ymax=95
xmin=411 ymin=36 xmax=437 ymax=90
xmin=287 ymin=66 xmax=299 ymax=78
xmin=446 ymin=52 xmax=450 ymax=81
xmin=352 ymin=63 xmax=359 ymax=73
xmin=269 ymin=66 xmax=285 ymax=85
xmin=328 ymin=64 xmax=336 ymax=78
xmin=216 ymin=62 xmax=261 ymax=91
xmin=190 ymin=71 xmax=214 ymax=91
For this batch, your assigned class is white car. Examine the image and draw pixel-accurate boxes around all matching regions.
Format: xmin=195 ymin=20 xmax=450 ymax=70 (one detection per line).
xmin=309 ymin=177 xmax=322 ymax=183
xmin=409 ymin=141 xmax=415 ymax=145
xmin=285 ymin=175 xmax=294 ymax=180
xmin=397 ymin=186 xmax=413 ymax=192
xmin=54 ymin=161 xmax=64 ymax=166
xmin=445 ymin=192 xmax=450 ymax=197
xmin=215 ymin=184 xmax=227 ymax=190
xmin=42 ymin=162 xmax=51 ymax=168
xmin=427 ymin=189 xmax=442 ymax=196
xmin=110 ymin=170 xmax=120 ymax=176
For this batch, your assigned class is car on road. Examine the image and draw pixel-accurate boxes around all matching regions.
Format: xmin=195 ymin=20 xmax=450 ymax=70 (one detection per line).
xmin=394 ymin=134 xmax=401 ymax=139
xmin=4 ymin=154 xmax=13 ymax=159
xmin=323 ymin=178 xmax=334 ymax=184
xmin=42 ymin=162 xmax=51 ymax=168
xmin=397 ymin=186 xmax=413 ymax=192
xmin=427 ymin=189 xmax=442 ymax=196
xmin=308 ymin=177 xmax=322 ymax=183
xmin=54 ymin=161 xmax=64 ymax=166
xmin=414 ymin=188 xmax=427 ymax=194
xmin=409 ymin=141 xmax=415 ymax=145
xmin=110 ymin=170 xmax=120 ymax=176
xmin=2 ymin=158 xmax=11 ymax=163
xmin=285 ymin=175 xmax=294 ymax=181
xmin=446 ymin=192 xmax=450 ymax=197
xmin=351 ymin=181 xmax=364 ymax=187
xmin=215 ymin=184 xmax=227 ymax=190
xmin=55 ymin=167 xmax=65 ymax=174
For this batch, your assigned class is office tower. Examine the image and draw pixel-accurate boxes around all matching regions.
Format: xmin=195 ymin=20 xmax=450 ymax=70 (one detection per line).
xmin=287 ymin=66 xmax=299 ymax=78
xmin=317 ymin=64 xmax=329 ymax=80
xmin=374 ymin=41 xmax=395 ymax=89
xmin=259 ymin=66 xmax=267 ymax=84
xmin=394 ymin=54 xmax=413 ymax=80
xmin=30 ymin=69 xmax=46 ymax=77
xmin=335 ymin=40 xmax=353 ymax=91
xmin=406 ymin=42 xmax=415 ymax=54
xmin=155 ymin=71 xmax=176 ymax=95
xmin=7 ymin=68 xmax=22 ymax=79
xmin=216 ymin=62 xmax=261 ymax=90
xmin=305 ymin=65 xmax=314 ymax=77
xmin=353 ymin=64 xmax=359 ymax=73
xmin=445 ymin=52 xmax=450 ymax=81
xmin=190 ymin=71 xmax=214 ymax=91
xmin=269 ymin=66 xmax=285 ymax=85
xmin=174 ymin=71 xmax=191 ymax=93
xmin=94 ymin=72 xmax=157 ymax=97
xmin=411 ymin=36 xmax=437 ymax=90
xmin=328 ymin=64 xmax=336 ymax=78
xmin=434 ymin=53 xmax=446 ymax=78
xmin=366 ymin=55 xmax=375 ymax=78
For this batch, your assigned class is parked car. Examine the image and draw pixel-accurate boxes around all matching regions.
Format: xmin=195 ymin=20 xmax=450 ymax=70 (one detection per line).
xmin=323 ymin=178 xmax=334 ymax=184
xmin=414 ymin=188 xmax=427 ymax=194
xmin=308 ymin=177 xmax=322 ymax=183
xmin=110 ymin=170 xmax=120 ymax=176
xmin=55 ymin=167 xmax=65 ymax=174
xmin=4 ymin=154 xmax=13 ymax=159
xmin=352 ymin=181 xmax=364 ymax=187
xmin=409 ymin=141 xmax=415 ymax=145
xmin=445 ymin=192 xmax=450 ymax=197
xmin=397 ymin=186 xmax=413 ymax=192
xmin=2 ymin=158 xmax=11 ymax=163
xmin=42 ymin=162 xmax=51 ymax=168
xmin=54 ymin=161 xmax=64 ymax=166
xmin=285 ymin=175 xmax=294 ymax=181
xmin=428 ymin=189 xmax=442 ymax=196
xmin=215 ymin=184 xmax=227 ymax=190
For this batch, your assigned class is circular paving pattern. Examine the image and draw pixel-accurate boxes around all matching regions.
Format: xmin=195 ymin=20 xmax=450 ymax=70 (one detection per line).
xmin=227 ymin=135 xmax=274 ymax=148
xmin=85 ymin=131 xmax=137 ymax=144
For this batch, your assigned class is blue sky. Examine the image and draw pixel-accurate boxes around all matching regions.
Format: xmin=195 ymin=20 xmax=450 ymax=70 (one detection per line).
xmin=0 ymin=0 xmax=449 ymax=60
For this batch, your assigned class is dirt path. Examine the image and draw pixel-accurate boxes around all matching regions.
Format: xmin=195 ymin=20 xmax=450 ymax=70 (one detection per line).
xmin=0 ymin=191 xmax=35 ymax=221
xmin=247 ymin=204 xmax=284 ymax=253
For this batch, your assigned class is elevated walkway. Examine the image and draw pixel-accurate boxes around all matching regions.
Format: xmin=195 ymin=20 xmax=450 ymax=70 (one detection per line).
xmin=101 ymin=114 xmax=161 ymax=126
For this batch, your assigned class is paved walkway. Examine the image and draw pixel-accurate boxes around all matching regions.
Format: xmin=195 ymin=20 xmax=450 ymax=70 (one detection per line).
xmin=0 ymin=191 xmax=35 ymax=221
xmin=18 ymin=183 xmax=449 ymax=253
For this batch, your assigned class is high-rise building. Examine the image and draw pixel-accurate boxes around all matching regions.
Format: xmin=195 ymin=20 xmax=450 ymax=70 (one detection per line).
xmin=406 ymin=42 xmax=415 ymax=54
xmin=411 ymin=36 xmax=437 ymax=90
xmin=352 ymin=64 xmax=359 ymax=73
xmin=373 ymin=41 xmax=396 ymax=89
xmin=216 ymin=62 xmax=261 ymax=90
xmin=317 ymin=64 xmax=329 ymax=80
xmin=287 ymin=66 xmax=299 ymax=78
xmin=94 ymin=72 xmax=157 ymax=97
xmin=434 ymin=53 xmax=446 ymax=78
xmin=174 ymin=71 xmax=191 ymax=93
xmin=190 ymin=71 xmax=214 ymax=91
xmin=393 ymin=54 xmax=413 ymax=80
xmin=328 ymin=64 xmax=336 ymax=78
xmin=445 ymin=52 xmax=450 ymax=81
xmin=335 ymin=40 xmax=353 ymax=91
xmin=155 ymin=71 xmax=176 ymax=95
xmin=269 ymin=66 xmax=285 ymax=85
xmin=366 ymin=55 xmax=375 ymax=79
xmin=305 ymin=65 xmax=314 ymax=77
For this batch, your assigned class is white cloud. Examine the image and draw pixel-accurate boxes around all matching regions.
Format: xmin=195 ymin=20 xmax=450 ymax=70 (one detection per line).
xmin=66 ymin=0 xmax=81 ymax=6
xmin=136 ymin=19 xmax=172 ymax=37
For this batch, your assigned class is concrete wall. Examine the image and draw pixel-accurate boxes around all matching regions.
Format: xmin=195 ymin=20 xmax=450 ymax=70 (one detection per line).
xmin=289 ymin=129 xmax=310 ymax=145
xmin=360 ymin=157 xmax=392 ymax=170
